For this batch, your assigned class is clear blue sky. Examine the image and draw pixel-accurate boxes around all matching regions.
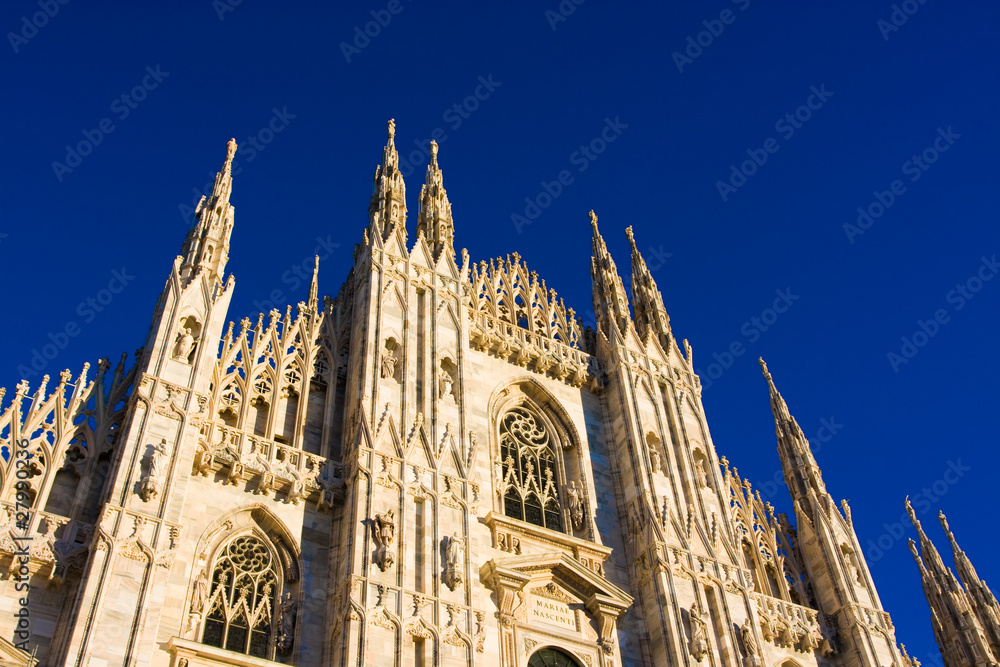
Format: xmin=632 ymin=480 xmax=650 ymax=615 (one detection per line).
xmin=3 ymin=2 xmax=998 ymax=661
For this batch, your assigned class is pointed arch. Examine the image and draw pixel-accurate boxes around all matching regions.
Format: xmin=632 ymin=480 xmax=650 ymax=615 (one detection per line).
xmin=190 ymin=505 xmax=303 ymax=660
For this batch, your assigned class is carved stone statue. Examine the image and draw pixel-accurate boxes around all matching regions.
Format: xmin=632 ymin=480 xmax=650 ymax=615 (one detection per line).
xmin=649 ymin=444 xmax=661 ymax=473
xmin=139 ymin=439 xmax=169 ymax=502
xmin=373 ymin=509 xmax=396 ymax=571
xmin=443 ymin=533 xmax=465 ymax=591
xmin=439 ymin=368 xmax=454 ymax=399
xmin=688 ymin=604 xmax=709 ymax=661
xmin=741 ymin=617 xmax=760 ymax=666
xmin=173 ymin=327 xmax=196 ymax=362
xmin=567 ymin=481 xmax=584 ymax=529
xmin=277 ymin=591 xmax=296 ymax=654
xmin=381 ymin=348 xmax=397 ymax=380
xmin=694 ymin=459 xmax=709 ymax=488
xmin=191 ymin=569 xmax=209 ymax=613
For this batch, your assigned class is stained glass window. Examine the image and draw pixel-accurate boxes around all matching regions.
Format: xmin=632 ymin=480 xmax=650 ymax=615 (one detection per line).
xmin=499 ymin=407 xmax=562 ymax=532
xmin=202 ymin=535 xmax=278 ymax=658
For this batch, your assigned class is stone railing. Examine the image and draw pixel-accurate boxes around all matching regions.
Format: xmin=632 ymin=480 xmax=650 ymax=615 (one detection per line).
xmin=468 ymin=312 xmax=599 ymax=389
xmin=200 ymin=424 xmax=345 ymax=509
xmin=751 ymin=592 xmax=833 ymax=655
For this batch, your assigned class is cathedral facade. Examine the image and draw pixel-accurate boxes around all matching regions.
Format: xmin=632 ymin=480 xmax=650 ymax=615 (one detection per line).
xmin=0 ymin=121 xmax=921 ymax=666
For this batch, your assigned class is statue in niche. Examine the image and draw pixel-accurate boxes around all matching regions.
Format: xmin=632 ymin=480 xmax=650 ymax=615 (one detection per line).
xmin=381 ymin=347 xmax=397 ymax=380
xmin=688 ymin=603 xmax=709 ymax=661
xmin=649 ymin=444 xmax=661 ymax=473
xmin=741 ymin=617 xmax=761 ymax=666
xmin=443 ymin=533 xmax=465 ymax=590
xmin=694 ymin=458 xmax=709 ymax=488
xmin=277 ymin=591 xmax=296 ymax=654
xmin=139 ymin=439 xmax=169 ymax=502
xmin=567 ymin=481 xmax=584 ymax=529
xmin=439 ymin=367 xmax=454 ymax=399
xmin=172 ymin=327 xmax=197 ymax=362
xmin=373 ymin=509 xmax=396 ymax=571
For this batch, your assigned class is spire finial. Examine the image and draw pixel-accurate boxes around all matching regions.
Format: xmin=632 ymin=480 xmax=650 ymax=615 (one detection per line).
xmin=226 ymin=138 xmax=237 ymax=163
xmin=387 ymin=118 xmax=396 ymax=139
xmin=308 ymin=255 xmax=320 ymax=309
xmin=589 ymin=209 xmax=599 ymax=231
xmin=430 ymin=139 xmax=438 ymax=162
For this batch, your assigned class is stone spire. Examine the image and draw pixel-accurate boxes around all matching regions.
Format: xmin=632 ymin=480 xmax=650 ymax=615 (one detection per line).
xmin=625 ymin=226 xmax=671 ymax=347
xmin=368 ymin=118 xmax=407 ymax=242
xmin=415 ymin=140 xmax=454 ymax=260
xmin=908 ymin=504 xmax=1000 ymax=666
xmin=759 ymin=358 xmax=825 ymax=500
xmin=181 ymin=138 xmax=237 ymax=286
xmin=589 ymin=211 xmax=632 ymax=339
xmin=308 ymin=255 xmax=320 ymax=311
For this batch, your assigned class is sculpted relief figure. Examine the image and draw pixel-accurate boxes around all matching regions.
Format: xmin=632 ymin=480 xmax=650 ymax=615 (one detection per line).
xmin=439 ymin=368 xmax=454 ymax=400
xmin=277 ymin=591 xmax=296 ymax=654
xmin=567 ymin=481 xmax=584 ymax=529
xmin=373 ymin=509 xmax=396 ymax=571
xmin=741 ymin=617 xmax=761 ymax=666
xmin=443 ymin=533 xmax=465 ymax=590
xmin=173 ymin=327 xmax=197 ymax=362
xmin=139 ymin=439 xmax=169 ymax=502
xmin=688 ymin=603 xmax=709 ymax=661
xmin=381 ymin=347 xmax=397 ymax=380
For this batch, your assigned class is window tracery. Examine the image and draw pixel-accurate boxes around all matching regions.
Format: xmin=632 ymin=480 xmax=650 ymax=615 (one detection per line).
xmin=202 ymin=535 xmax=280 ymax=658
xmin=499 ymin=406 xmax=562 ymax=531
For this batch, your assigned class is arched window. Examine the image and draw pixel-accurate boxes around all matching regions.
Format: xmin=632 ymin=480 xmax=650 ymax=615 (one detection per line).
xmin=528 ymin=647 xmax=582 ymax=667
xmin=499 ymin=406 xmax=562 ymax=531
xmin=202 ymin=535 xmax=279 ymax=658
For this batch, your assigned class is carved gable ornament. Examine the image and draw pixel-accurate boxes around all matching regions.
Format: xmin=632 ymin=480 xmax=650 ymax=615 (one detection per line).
xmin=480 ymin=552 xmax=632 ymax=656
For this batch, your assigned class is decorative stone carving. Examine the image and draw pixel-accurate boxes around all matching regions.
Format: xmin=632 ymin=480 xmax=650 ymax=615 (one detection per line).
xmin=694 ymin=458 xmax=709 ymax=489
xmin=277 ymin=591 xmax=296 ymax=654
xmin=443 ymin=532 xmax=464 ymax=591
xmin=688 ymin=603 xmax=709 ymax=661
xmin=741 ymin=617 xmax=761 ymax=666
xmin=381 ymin=346 xmax=397 ymax=380
xmin=439 ymin=367 xmax=454 ymax=400
xmin=138 ymin=439 xmax=169 ymax=502
xmin=373 ymin=509 xmax=396 ymax=571
xmin=567 ymin=481 xmax=584 ymax=529
xmin=172 ymin=327 xmax=197 ymax=362
xmin=649 ymin=444 xmax=661 ymax=473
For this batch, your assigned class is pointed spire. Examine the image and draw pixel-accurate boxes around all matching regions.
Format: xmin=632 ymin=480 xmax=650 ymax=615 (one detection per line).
xmin=369 ymin=119 xmax=407 ymax=242
xmin=181 ymin=138 xmax=238 ymax=286
xmin=415 ymin=140 xmax=454 ymax=260
xmin=625 ymin=226 xmax=671 ymax=345
xmin=759 ymin=359 xmax=825 ymax=501
xmin=589 ymin=210 xmax=632 ymax=338
xmin=308 ymin=255 xmax=320 ymax=311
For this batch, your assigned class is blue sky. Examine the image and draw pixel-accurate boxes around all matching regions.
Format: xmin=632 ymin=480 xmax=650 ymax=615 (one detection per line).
xmin=3 ymin=1 xmax=998 ymax=660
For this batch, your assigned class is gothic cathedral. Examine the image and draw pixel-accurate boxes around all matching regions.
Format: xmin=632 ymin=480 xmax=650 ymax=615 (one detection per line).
xmin=0 ymin=121 xmax=992 ymax=667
